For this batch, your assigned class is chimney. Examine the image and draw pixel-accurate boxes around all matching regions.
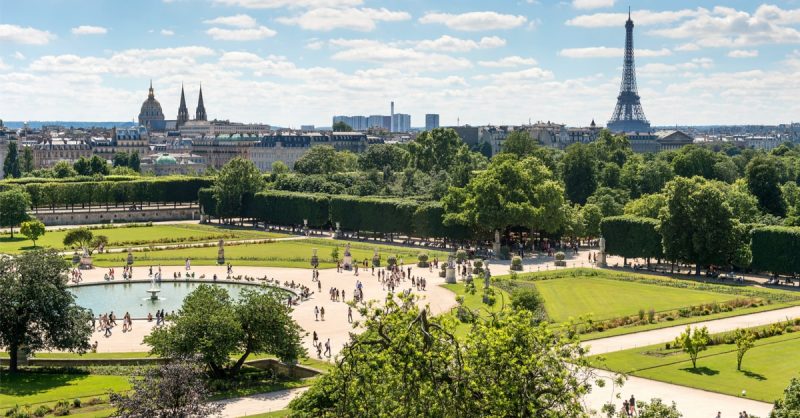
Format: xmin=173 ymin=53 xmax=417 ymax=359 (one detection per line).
xmin=390 ymin=101 xmax=395 ymax=132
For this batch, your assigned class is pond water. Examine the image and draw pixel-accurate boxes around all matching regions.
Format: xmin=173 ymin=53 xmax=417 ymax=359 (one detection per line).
xmin=70 ymin=281 xmax=283 ymax=318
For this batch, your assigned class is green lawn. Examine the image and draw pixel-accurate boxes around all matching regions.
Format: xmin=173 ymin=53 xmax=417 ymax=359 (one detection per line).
xmin=0 ymin=373 xmax=128 ymax=409
xmin=441 ymin=283 xmax=511 ymax=339
xmin=592 ymin=330 xmax=800 ymax=402
xmin=90 ymin=238 xmax=448 ymax=268
xmin=244 ymin=410 xmax=291 ymax=418
xmin=533 ymin=276 xmax=739 ymax=323
xmin=0 ymin=223 xmax=288 ymax=254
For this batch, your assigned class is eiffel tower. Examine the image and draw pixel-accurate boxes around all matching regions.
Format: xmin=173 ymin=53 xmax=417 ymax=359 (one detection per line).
xmin=607 ymin=8 xmax=651 ymax=133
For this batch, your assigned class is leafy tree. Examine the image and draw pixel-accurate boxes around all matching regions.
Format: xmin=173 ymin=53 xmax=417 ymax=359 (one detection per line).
xmin=586 ymin=186 xmax=628 ymax=217
xmin=581 ymin=203 xmax=603 ymax=238
xmin=562 ymin=143 xmax=598 ymax=205
xmin=145 ymin=285 xmax=304 ymax=377
xmin=3 ymin=141 xmax=20 ymax=178
xmin=673 ymin=326 xmax=710 ymax=369
xmin=771 ymin=377 xmax=800 ymax=418
xmin=629 ymin=399 xmax=682 ymax=418
xmin=271 ymin=160 xmax=289 ymax=174
xmin=52 ymin=160 xmax=77 ymax=178
xmin=213 ymin=157 xmax=265 ymax=221
xmin=333 ymin=120 xmax=353 ymax=132
xmin=290 ymin=296 xmax=593 ymax=417
xmin=600 ymin=163 xmax=621 ymax=189
xmin=20 ymin=147 xmax=34 ymax=174
xmin=113 ymin=152 xmax=129 ymax=168
xmin=109 ymin=360 xmax=222 ymax=418
xmin=89 ymin=155 xmax=110 ymax=175
xmin=601 ymin=216 xmax=663 ymax=265
xmin=0 ymin=249 xmax=92 ymax=372
xmin=501 ymin=130 xmax=538 ymax=157
xmin=659 ymin=177 xmax=741 ymax=274
xmin=128 ymin=151 xmax=141 ymax=172
xmin=407 ymin=128 xmax=473 ymax=175
xmin=0 ymin=188 xmax=31 ymax=238
xmin=593 ymin=129 xmax=631 ymax=167
xmin=295 ymin=145 xmax=344 ymax=175
xmin=20 ymin=219 xmax=45 ymax=247
xmin=734 ymin=328 xmax=755 ymax=371
xmin=671 ymin=145 xmax=717 ymax=180
xmin=510 ymin=287 xmax=547 ymax=321
xmin=639 ymin=159 xmax=674 ymax=195
xmin=712 ymin=156 xmax=739 ymax=183
xmin=73 ymin=157 xmax=92 ymax=176
xmin=624 ymin=193 xmax=666 ymax=219
xmin=62 ymin=227 xmax=107 ymax=255
xmin=357 ymin=144 xmax=409 ymax=172
xmin=746 ymin=154 xmax=786 ymax=216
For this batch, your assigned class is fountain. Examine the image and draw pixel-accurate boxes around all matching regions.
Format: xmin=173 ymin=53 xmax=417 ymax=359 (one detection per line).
xmin=147 ymin=275 xmax=161 ymax=301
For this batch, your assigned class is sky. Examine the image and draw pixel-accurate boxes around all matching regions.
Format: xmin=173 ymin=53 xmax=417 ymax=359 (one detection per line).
xmin=2 ymin=0 xmax=800 ymax=127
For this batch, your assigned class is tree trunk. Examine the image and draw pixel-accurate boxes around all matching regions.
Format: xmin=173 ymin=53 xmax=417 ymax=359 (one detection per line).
xmin=696 ymin=264 xmax=701 ymax=275
xmin=230 ymin=348 xmax=251 ymax=376
xmin=9 ymin=227 xmax=13 ymax=238
xmin=8 ymin=343 xmax=18 ymax=372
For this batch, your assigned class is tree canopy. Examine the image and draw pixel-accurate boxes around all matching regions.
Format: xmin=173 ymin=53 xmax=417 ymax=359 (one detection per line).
xmin=213 ymin=157 xmax=265 ymax=221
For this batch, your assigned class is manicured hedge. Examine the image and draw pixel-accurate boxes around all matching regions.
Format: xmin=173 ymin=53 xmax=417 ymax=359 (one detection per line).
xmin=600 ymin=215 xmax=663 ymax=260
xmin=1 ymin=175 xmax=141 ymax=185
xmin=413 ymin=202 xmax=473 ymax=240
xmin=255 ymin=190 xmax=329 ymax=227
xmin=751 ymin=226 xmax=800 ymax=274
xmin=198 ymin=188 xmax=217 ymax=217
xmin=2 ymin=177 xmax=213 ymax=207
xmin=329 ymin=195 xmax=417 ymax=234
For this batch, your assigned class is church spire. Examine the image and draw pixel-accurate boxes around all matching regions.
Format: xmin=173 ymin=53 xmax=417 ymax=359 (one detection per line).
xmin=148 ymin=79 xmax=154 ymax=99
xmin=195 ymin=83 xmax=207 ymax=121
xmin=177 ymin=83 xmax=189 ymax=127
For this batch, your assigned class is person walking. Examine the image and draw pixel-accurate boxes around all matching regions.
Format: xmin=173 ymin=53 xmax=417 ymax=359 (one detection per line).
xmin=320 ymin=306 xmax=325 ymax=321
xmin=347 ymin=306 xmax=353 ymax=323
xmin=314 ymin=306 xmax=319 ymax=321
xmin=324 ymin=339 xmax=331 ymax=357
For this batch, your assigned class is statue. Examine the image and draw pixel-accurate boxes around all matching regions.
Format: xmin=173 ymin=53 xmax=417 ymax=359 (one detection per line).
xmin=126 ymin=248 xmax=134 ymax=266
xmin=310 ymin=248 xmax=319 ymax=268
xmin=493 ymin=229 xmax=501 ymax=258
xmin=79 ymin=247 xmax=93 ymax=270
xmin=342 ymin=243 xmax=353 ymax=270
xmin=372 ymin=247 xmax=381 ymax=267
xmin=217 ymin=239 xmax=225 ymax=265
xmin=598 ymin=237 xmax=607 ymax=267
xmin=334 ymin=221 xmax=342 ymax=239
xmin=303 ymin=219 xmax=309 ymax=236
xmin=445 ymin=255 xmax=457 ymax=284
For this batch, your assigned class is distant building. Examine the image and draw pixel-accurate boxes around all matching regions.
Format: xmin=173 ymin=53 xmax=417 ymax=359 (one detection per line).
xmin=300 ymin=125 xmax=315 ymax=131
xmin=425 ymin=114 xmax=440 ymax=131
xmin=26 ymin=138 xmax=92 ymax=169
xmin=607 ymin=10 xmax=652 ymax=134
xmin=655 ymin=130 xmax=694 ymax=151
xmin=141 ymin=152 xmax=206 ymax=175
xmin=91 ymin=126 xmax=150 ymax=160
xmin=180 ymin=120 xmax=271 ymax=137
xmin=191 ymin=134 xmax=260 ymax=170
xmin=138 ymin=81 xmax=166 ymax=132
xmin=392 ymin=113 xmax=411 ymax=133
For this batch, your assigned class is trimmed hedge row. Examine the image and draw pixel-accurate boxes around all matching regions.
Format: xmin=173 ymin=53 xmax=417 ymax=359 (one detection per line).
xmin=1 ymin=175 xmax=142 ymax=185
xmin=200 ymin=189 xmax=470 ymax=239
xmin=751 ymin=226 xmax=800 ymax=275
xmin=0 ymin=177 xmax=213 ymax=207
xmin=600 ymin=215 xmax=663 ymax=260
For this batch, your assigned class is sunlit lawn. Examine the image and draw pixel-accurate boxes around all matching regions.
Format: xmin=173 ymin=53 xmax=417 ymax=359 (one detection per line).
xmin=0 ymin=223 xmax=288 ymax=254
xmin=0 ymin=373 xmax=128 ymax=409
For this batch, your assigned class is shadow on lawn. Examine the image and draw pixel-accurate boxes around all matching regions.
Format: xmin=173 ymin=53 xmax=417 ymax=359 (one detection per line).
xmin=681 ymin=366 xmax=720 ymax=376
xmin=0 ymin=371 xmax=90 ymax=397
xmin=741 ymin=370 xmax=767 ymax=381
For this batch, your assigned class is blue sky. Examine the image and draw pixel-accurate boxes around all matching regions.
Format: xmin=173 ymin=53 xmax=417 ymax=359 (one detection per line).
xmin=2 ymin=0 xmax=800 ymax=127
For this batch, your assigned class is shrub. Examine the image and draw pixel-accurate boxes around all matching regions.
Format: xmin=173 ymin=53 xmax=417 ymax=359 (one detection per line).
xmin=511 ymin=288 xmax=546 ymax=321
xmin=555 ymin=252 xmax=566 ymax=261
xmin=638 ymin=309 xmax=645 ymax=321
xmin=647 ymin=308 xmax=656 ymax=323
xmin=455 ymin=249 xmax=467 ymax=263
xmin=387 ymin=255 xmax=397 ymax=267
xmin=417 ymin=253 xmax=429 ymax=267
xmin=510 ymin=256 xmax=523 ymax=271
xmin=72 ymin=399 xmax=81 ymax=408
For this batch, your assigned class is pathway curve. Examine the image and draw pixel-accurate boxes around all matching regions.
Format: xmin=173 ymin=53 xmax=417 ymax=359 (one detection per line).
xmin=218 ymin=387 xmax=308 ymax=418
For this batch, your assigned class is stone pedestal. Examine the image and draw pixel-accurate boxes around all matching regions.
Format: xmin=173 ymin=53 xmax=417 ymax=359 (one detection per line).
xmin=79 ymin=248 xmax=93 ymax=270
xmin=445 ymin=266 xmax=456 ymax=284
xmin=217 ymin=239 xmax=225 ymax=265
xmin=493 ymin=230 xmax=501 ymax=258
xmin=598 ymin=237 xmax=607 ymax=267
xmin=342 ymin=243 xmax=353 ymax=270
xmin=126 ymin=249 xmax=134 ymax=266
xmin=310 ymin=248 xmax=319 ymax=268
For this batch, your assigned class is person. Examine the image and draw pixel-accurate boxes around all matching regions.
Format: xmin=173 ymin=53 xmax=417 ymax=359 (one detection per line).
xmin=628 ymin=395 xmax=636 ymax=416
xmin=91 ymin=340 xmax=98 ymax=353
xmin=622 ymin=400 xmax=629 ymax=417
xmin=104 ymin=322 xmax=112 ymax=337
xmin=147 ymin=312 xmax=153 ymax=322
xmin=316 ymin=341 xmax=322 ymax=359
xmin=314 ymin=306 xmax=319 ymax=321
xmin=320 ymin=306 xmax=325 ymax=321
xmin=313 ymin=330 xmax=318 ymax=343
xmin=347 ymin=306 xmax=353 ymax=323
xmin=324 ymin=338 xmax=331 ymax=357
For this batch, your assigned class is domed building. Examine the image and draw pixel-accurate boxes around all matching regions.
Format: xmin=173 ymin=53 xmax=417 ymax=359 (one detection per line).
xmin=138 ymin=80 xmax=166 ymax=132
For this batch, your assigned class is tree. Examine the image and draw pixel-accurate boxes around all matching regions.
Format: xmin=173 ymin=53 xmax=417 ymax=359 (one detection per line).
xmin=73 ymin=157 xmax=91 ymax=176
xmin=128 ymin=151 xmax=141 ymax=172
xmin=52 ymin=160 xmax=77 ymax=178
xmin=629 ymin=399 xmax=682 ymax=418
xmin=0 ymin=249 xmax=93 ymax=372
xmin=3 ymin=141 xmax=20 ymax=178
xmin=0 ymin=188 xmax=31 ymax=238
xmin=109 ymin=360 xmax=223 ymax=418
xmin=671 ymin=145 xmax=717 ymax=180
xmin=562 ymin=143 xmax=598 ymax=205
xmin=113 ymin=152 xmax=129 ymax=168
xmin=63 ymin=227 xmax=107 ymax=255
xmin=734 ymin=328 xmax=755 ymax=371
xmin=586 ymin=186 xmax=628 ymax=217
xmin=271 ymin=160 xmax=289 ymax=174
xmin=357 ymin=144 xmax=409 ymax=172
xmin=510 ymin=287 xmax=547 ymax=321
xmin=746 ymin=154 xmax=786 ymax=216
xmin=290 ymin=296 xmax=593 ymax=417
xmin=20 ymin=219 xmax=45 ymax=248
xmin=21 ymin=147 xmax=34 ymax=174
xmin=673 ymin=326 xmax=710 ymax=369
xmin=407 ymin=128 xmax=474 ymax=175
xmin=624 ymin=193 xmax=666 ymax=219
xmin=601 ymin=216 xmax=663 ymax=265
xmin=213 ymin=157 xmax=265 ymax=222
xmin=501 ymin=130 xmax=538 ymax=157
xmin=333 ymin=120 xmax=353 ymax=132
xmin=771 ymin=378 xmax=800 ymax=418
xmin=89 ymin=155 xmax=110 ymax=175
xmin=145 ymin=285 xmax=304 ymax=377
xmin=581 ymin=203 xmax=603 ymax=238
xmin=294 ymin=145 xmax=344 ymax=175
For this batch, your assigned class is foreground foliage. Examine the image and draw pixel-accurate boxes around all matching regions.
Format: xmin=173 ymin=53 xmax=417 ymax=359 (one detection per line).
xmin=290 ymin=295 xmax=593 ymax=417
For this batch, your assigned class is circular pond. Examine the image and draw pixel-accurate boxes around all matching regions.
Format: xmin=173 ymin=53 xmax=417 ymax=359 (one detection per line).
xmin=70 ymin=281 xmax=287 ymax=318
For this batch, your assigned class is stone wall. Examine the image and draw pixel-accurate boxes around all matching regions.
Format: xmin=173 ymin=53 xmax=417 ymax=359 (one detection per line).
xmin=31 ymin=207 xmax=199 ymax=226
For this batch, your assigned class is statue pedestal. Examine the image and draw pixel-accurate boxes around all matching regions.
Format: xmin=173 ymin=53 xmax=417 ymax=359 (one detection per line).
xmin=343 ymin=254 xmax=353 ymax=270
xmin=598 ymin=252 xmax=607 ymax=268
xmin=79 ymin=255 xmax=93 ymax=270
xmin=445 ymin=266 xmax=456 ymax=284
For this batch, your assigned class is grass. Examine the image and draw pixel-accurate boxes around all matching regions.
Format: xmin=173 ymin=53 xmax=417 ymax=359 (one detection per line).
xmin=0 ymin=223 xmax=288 ymax=254
xmin=441 ymin=282 xmax=511 ymax=339
xmin=90 ymin=238 xmax=449 ymax=269
xmin=591 ymin=330 xmax=800 ymax=402
xmin=244 ymin=410 xmax=292 ymax=418
xmin=0 ymin=373 xmax=128 ymax=409
xmin=532 ymin=276 xmax=739 ymax=323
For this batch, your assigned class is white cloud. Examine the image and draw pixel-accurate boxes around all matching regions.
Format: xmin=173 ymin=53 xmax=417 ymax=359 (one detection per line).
xmin=728 ymin=49 xmax=759 ymax=58
xmin=277 ymin=7 xmax=410 ymax=31
xmin=416 ymin=35 xmax=505 ymax=52
xmin=212 ymin=0 xmax=362 ymax=8
xmin=0 ymin=59 xmax=8 ymax=71
xmin=566 ymin=9 xmax=701 ymax=28
xmin=206 ymin=26 xmax=276 ymax=41
xmin=13 ymin=52 xmax=25 ymax=60
xmin=305 ymin=40 xmax=324 ymax=50
xmin=329 ymin=38 xmax=472 ymax=72
xmin=203 ymin=14 xmax=258 ymax=28
xmin=479 ymin=56 xmax=538 ymax=68
xmin=0 ymin=24 xmax=56 ymax=45
xmin=559 ymin=47 xmax=672 ymax=58
xmin=572 ymin=0 xmax=615 ymax=10
xmin=160 ymin=29 xmax=175 ymax=36
xmin=71 ymin=25 xmax=108 ymax=35
xmin=639 ymin=58 xmax=714 ymax=75
xmin=419 ymin=11 xmax=527 ymax=31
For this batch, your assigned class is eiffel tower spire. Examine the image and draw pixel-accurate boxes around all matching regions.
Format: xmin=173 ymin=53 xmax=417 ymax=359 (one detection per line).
xmin=607 ymin=9 xmax=651 ymax=133
xmin=195 ymin=83 xmax=207 ymax=121
xmin=177 ymin=83 xmax=189 ymax=127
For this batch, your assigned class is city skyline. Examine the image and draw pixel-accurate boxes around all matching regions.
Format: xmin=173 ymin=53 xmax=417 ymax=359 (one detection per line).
xmin=2 ymin=1 xmax=800 ymax=127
